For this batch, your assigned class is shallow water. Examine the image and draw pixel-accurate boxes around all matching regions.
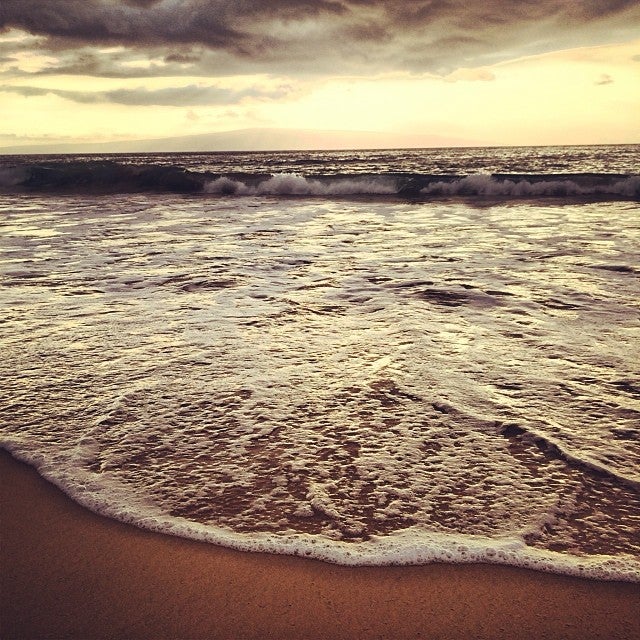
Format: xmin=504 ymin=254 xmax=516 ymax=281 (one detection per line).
xmin=1 ymin=190 xmax=638 ymax=580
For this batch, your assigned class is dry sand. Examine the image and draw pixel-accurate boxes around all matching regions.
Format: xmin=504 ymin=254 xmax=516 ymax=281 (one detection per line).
xmin=2 ymin=449 xmax=639 ymax=640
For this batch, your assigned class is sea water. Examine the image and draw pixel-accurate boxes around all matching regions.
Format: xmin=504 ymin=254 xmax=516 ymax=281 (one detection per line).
xmin=1 ymin=145 xmax=638 ymax=581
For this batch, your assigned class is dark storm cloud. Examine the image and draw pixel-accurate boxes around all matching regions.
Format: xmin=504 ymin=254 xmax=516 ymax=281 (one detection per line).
xmin=0 ymin=0 xmax=344 ymax=51
xmin=0 ymin=82 xmax=294 ymax=105
xmin=2 ymin=1 xmax=639 ymax=75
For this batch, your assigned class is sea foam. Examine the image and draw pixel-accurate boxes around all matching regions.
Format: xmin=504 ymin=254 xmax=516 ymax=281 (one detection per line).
xmin=2 ymin=442 xmax=639 ymax=582
xmin=1 ymin=150 xmax=639 ymax=583
xmin=204 ymin=173 xmax=397 ymax=196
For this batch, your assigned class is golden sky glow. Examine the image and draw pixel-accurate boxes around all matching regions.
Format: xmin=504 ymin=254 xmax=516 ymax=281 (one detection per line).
xmin=0 ymin=2 xmax=639 ymax=150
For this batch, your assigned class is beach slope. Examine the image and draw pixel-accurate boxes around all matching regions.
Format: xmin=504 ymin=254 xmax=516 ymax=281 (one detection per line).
xmin=2 ymin=450 xmax=638 ymax=640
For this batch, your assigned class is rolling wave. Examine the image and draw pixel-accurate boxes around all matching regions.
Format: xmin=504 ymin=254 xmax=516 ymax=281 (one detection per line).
xmin=1 ymin=160 xmax=638 ymax=199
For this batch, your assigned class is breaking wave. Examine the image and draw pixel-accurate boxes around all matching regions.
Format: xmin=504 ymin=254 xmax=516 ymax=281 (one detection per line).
xmin=206 ymin=173 xmax=640 ymax=199
xmin=1 ymin=159 xmax=638 ymax=200
xmin=420 ymin=174 xmax=640 ymax=198
xmin=204 ymin=173 xmax=397 ymax=196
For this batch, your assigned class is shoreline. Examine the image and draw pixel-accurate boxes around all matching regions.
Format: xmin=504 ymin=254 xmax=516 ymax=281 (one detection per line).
xmin=2 ymin=449 xmax=639 ymax=640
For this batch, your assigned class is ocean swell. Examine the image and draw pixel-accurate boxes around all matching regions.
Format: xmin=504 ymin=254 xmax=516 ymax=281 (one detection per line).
xmin=1 ymin=159 xmax=638 ymax=200
xmin=420 ymin=174 xmax=640 ymax=198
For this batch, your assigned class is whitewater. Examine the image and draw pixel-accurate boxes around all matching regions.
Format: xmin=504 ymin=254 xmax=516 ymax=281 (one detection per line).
xmin=1 ymin=145 xmax=639 ymax=581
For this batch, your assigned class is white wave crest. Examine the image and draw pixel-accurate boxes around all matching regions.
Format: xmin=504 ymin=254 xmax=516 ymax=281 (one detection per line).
xmin=205 ymin=173 xmax=397 ymax=196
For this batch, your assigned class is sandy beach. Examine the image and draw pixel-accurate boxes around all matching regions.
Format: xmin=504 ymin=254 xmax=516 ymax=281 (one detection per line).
xmin=1 ymin=449 xmax=638 ymax=640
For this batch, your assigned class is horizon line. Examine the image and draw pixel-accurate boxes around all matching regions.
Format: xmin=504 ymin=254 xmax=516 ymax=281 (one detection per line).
xmin=1 ymin=142 xmax=638 ymax=157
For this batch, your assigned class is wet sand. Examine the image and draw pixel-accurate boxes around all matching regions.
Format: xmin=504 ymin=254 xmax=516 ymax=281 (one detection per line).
xmin=2 ymin=449 xmax=639 ymax=640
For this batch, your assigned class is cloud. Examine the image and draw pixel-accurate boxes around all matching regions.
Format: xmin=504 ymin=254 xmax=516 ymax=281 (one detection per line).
xmin=164 ymin=51 xmax=200 ymax=64
xmin=443 ymin=68 xmax=496 ymax=83
xmin=0 ymin=82 xmax=296 ymax=105
xmin=0 ymin=84 xmax=104 ymax=102
xmin=106 ymin=84 xmax=295 ymax=105
xmin=1 ymin=1 xmax=639 ymax=76
xmin=27 ymin=50 xmax=206 ymax=79
xmin=18 ymin=47 xmax=259 ymax=79
xmin=595 ymin=73 xmax=614 ymax=85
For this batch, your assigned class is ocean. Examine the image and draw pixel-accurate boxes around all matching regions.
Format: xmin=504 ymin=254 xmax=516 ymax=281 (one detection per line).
xmin=1 ymin=144 xmax=638 ymax=581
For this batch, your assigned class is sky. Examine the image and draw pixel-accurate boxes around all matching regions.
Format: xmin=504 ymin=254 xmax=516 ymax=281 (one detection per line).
xmin=0 ymin=0 xmax=639 ymax=149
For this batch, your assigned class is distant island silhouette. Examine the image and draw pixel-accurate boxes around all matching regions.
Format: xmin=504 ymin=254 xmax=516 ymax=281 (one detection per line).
xmin=0 ymin=128 xmax=475 ymax=155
